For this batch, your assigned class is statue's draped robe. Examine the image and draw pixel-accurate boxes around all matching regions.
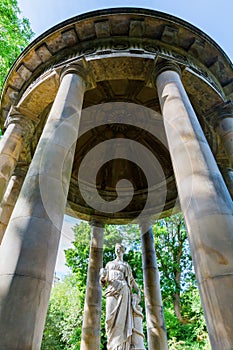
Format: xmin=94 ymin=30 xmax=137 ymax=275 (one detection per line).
xmin=104 ymin=260 xmax=134 ymax=350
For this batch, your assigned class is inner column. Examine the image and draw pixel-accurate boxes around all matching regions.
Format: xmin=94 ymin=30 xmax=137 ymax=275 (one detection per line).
xmin=0 ymin=60 xmax=92 ymax=350
xmin=0 ymin=166 xmax=27 ymax=242
xmin=155 ymin=61 xmax=233 ymax=350
xmin=140 ymin=221 xmax=168 ymax=350
xmin=0 ymin=111 xmax=35 ymax=202
xmin=206 ymin=101 xmax=233 ymax=166
xmin=80 ymin=220 xmax=104 ymax=350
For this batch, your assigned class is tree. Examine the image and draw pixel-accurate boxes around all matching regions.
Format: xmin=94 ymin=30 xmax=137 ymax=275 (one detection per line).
xmin=154 ymin=214 xmax=194 ymax=323
xmin=41 ymin=274 xmax=83 ymax=350
xmin=0 ymin=0 xmax=33 ymax=91
xmin=154 ymin=215 xmax=210 ymax=348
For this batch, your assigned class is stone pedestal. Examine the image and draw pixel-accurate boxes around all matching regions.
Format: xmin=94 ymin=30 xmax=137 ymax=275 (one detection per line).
xmin=140 ymin=222 xmax=168 ymax=350
xmin=0 ymin=62 xmax=89 ymax=349
xmin=80 ymin=221 xmax=104 ymax=350
xmin=155 ymin=62 xmax=233 ymax=350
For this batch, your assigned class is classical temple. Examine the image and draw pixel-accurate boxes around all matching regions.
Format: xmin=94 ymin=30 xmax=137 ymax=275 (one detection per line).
xmin=0 ymin=7 xmax=233 ymax=350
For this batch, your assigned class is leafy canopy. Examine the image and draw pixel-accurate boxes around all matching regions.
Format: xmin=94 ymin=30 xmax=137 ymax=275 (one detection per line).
xmin=0 ymin=0 xmax=33 ymax=91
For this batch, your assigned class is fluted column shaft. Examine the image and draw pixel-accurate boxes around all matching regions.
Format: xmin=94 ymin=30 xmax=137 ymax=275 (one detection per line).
xmin=140 ymin=222 xmax=168 ymax=350
xmin=155 ymin=63 xmax=233 ymax=350
xmin=0 ymin=61 xmax=90 ymax=350
xmin=0 ymin=166 xmax=27 ymax=243
xmin=81 ymin=221 xmax=104 ymax=350
xmin=0 ymin=114 xmax=34 ymax=202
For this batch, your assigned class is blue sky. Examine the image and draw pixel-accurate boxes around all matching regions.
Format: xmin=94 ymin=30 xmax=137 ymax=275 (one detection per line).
xmin=18 ymin=0 xmax=233 ymax=60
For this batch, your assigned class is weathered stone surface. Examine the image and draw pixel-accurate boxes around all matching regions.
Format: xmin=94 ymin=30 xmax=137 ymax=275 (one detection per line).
xmin=61 ymin=29 xmax=78 ymax=46
xmin=0 ymin=274 xmax=51 ymax=350
xmin=35 ymin=44 xmax=53 ymax=62
xmin=0 ymin=67 xmax=87 ymax=349
xmin=0 ymin=121 xmax=28 ymax=203
xmin=141 ymin=223 xmax=168 ymax=350
xmin=156 ymin=66 xmax=233 ymax=350
xmin=16 ymin=64 xmax=32 ymax=80
xmin=21 ymin=49 xmax=43 ymax=71
xmin=80 ymin=223 xmax=104 ymax=350
xmin=94 ymin=20 xmax=110 ymax=38
xmin=0 ymin=168 xmax=26 ymax=242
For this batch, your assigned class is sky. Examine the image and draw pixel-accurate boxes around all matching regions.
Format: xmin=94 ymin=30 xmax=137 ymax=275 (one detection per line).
xmin=16 ymin=0 xmax=233 ymax=276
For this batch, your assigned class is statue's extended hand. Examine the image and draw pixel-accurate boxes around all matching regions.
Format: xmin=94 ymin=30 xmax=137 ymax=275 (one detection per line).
xmin=99 ymin=268 xmax=107 ymax=286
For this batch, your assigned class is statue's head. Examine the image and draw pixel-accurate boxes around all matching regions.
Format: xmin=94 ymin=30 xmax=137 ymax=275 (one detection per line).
xmin=115 ymin=243 xmax=126 ymax=255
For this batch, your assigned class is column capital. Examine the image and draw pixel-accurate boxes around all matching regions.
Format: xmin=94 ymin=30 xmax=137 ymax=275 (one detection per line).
xmin=205 ymin=101 xmax=233 ymax=129
xmin=4 ymin=107 xmax=36 ymax=139
xmin=139 ymin=218 xmax=153 ymax=232
xmin=152 ymin=59 xmax=182 ymax=82
xmin=89 ymin=218 xmax=105 ymax=228
xmin=60 ymin=57 xmax=96 ymax=91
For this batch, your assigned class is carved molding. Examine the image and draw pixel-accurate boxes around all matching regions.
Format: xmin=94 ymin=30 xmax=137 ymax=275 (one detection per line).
xmin=59 ymin=57 xmax=96 ymax=90
xmin=4 ymin=107 xmax=37 ymax=139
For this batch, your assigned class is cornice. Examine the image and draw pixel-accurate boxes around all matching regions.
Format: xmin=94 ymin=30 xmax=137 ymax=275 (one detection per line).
xmin=1 ymin=8 xmax=232 ymax=124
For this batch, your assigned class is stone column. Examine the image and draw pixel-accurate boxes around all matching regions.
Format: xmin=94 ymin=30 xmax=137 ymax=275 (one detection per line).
xmin=0 ymin=111 xmax=35 ymax=203
xmin=206 ymin=101 xmax=233 ymax=166
xmin=81 ymin=220 xmax=104 ymax=350
xmin=140 ymin=221 xmax=168 ymax=350
xmin=0 ymin=166 xmax=27 ymax=243
xmin=155 ymin=61 xmax=233 ymax=350
xmin=218 ymin=165 xmax=233 ymax=200
xmin=0 ymin=59 xmax=94 ymax=349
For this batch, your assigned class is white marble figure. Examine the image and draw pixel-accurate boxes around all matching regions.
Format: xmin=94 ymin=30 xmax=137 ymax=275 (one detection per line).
xmin=100 ymin=243 xmax=145 ymax=350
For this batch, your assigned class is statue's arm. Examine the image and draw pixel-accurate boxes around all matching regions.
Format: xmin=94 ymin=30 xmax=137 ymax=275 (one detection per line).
xmin=99 ymin=266 xmax=108 ymax=287
xmin=128 ymin=264 xmax=141 ymax=300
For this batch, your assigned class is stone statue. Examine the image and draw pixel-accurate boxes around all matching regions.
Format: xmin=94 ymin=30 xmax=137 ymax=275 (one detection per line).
xmin=100 ymin=243 xmax=145 ymax=350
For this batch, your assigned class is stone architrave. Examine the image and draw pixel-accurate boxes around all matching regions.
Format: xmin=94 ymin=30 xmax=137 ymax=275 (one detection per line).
xmin=140 ymin=222 xmax=168 ymax=350
xmin=0 ymin=111 xmax=35 ymax=203
xmin=0 ymin=166 xmax=28 ymax=243
xmin=155 ymin=61 xmax=233 ymax=350
xmin=0 ymin=59 xmax=93 ymax=349
xmin=80 ymin=220 xmax=104 ymax=350
xmin=207 ymin=101 xmax=233 ymax=166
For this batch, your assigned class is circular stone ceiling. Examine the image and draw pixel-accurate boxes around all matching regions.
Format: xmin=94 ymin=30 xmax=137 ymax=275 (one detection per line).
xmin=67 ymin=101 xmax=177 ymax=223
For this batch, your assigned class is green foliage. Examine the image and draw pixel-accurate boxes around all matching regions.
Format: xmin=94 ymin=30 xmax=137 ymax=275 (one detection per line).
xmin=0 ymin=0 xmax=33 ymax=91
xmin=41 ymin=275 xmax=83 ymax=350
xmin=154 ymin=214 xmax=194 ymax=298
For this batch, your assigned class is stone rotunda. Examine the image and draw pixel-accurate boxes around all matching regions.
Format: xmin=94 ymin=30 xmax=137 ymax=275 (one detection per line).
xmin=0 ymin=7 xmax=233 ymax=350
